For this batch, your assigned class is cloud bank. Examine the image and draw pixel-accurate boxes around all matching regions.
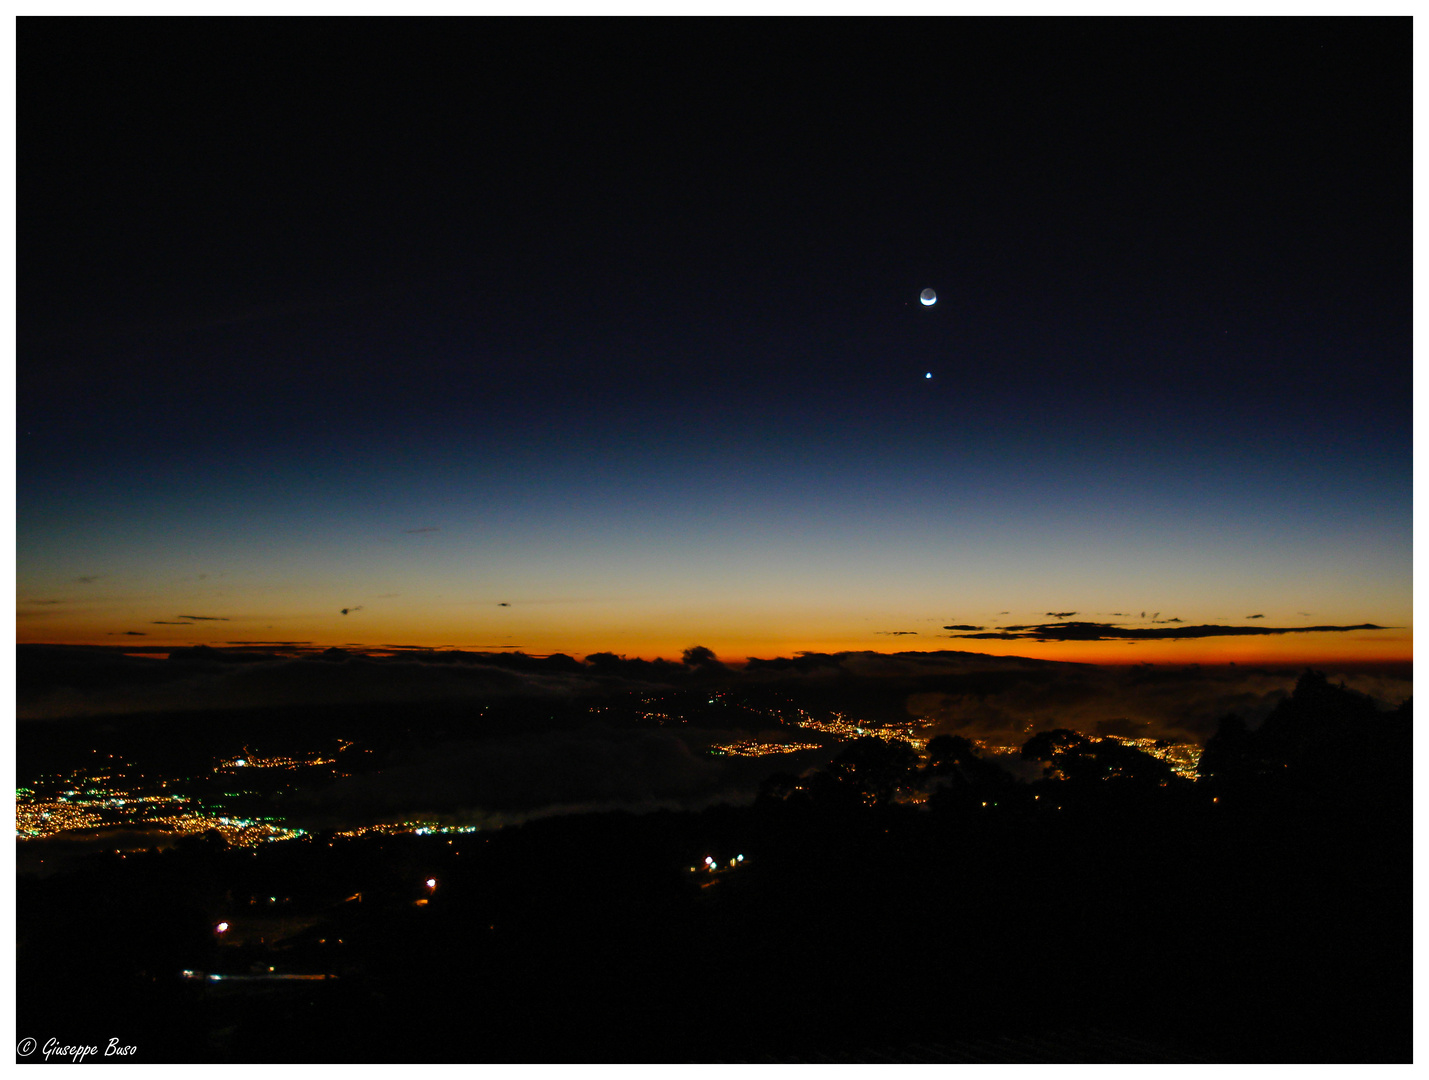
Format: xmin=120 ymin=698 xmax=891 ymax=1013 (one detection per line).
xmin=18 ymin=645 xmax=1409 ymax=751
xmin=296 ymin=726 xmax=727 ymax=826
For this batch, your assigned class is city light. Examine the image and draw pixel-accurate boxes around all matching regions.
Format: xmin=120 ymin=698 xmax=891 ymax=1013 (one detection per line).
xmin=707 ymin=739 xmax=823 ymax=758
xmin=16 ymin=752 xmax=340 ymax=845
xmin=13 ymin=719 xmax=1210 ymax=856
xmin=789 ymin=709 xmax=928 ymax=750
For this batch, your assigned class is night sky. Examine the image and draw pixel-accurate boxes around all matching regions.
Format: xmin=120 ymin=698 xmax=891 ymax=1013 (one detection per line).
xmin=19 ymin=18 xmax=1411 ymax=666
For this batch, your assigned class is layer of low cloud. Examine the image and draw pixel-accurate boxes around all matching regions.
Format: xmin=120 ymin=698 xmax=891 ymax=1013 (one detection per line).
xmin=17 ymin=646 xmax=602 ymax=720
xmin=18 ymin=644 xmax=1410 ymax=752
xmin=296 ymin=726 xmax=727 ymax=826
xmin=902 ymin=666 xmax=1290 ymax=745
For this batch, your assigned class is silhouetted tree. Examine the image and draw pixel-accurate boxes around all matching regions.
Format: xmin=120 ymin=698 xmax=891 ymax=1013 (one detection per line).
xmin=826 ymin=736 xmax=919 ymax=805
xmin=1198 ymin=712 xmax=1256 ymax=786
xmin=1022 ymin=728 xmax=1175 ymax=787
xmin=1021 ymin=728 xmax=1090 ymax=765
xmin=1201 ymin=670 xmax=1410 ymax=810
xmin=925 ymin=733 xmax=973 ymax=773
xmin=926 ymin=734 xmax=1013 ymax=789
xmin=1255 ymin=669 xmax=1380 ymax=763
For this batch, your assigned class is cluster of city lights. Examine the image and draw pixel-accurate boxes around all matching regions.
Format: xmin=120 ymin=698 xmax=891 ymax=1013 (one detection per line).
xmin=146 ymin=813 xmax=307 ymax=846
xmin=706 ymin=739 xmax=823 ymax=757
xmin=333 ymin=821 xmax=483 ymax=839
xmin=17 ymin=756 xmax=309 ymax=845
xmin=17 ymin=761 xmax=193 ymax=841
xmin=971 ymin=736 xmax=1202 ymax=780
xmin=788 ymin=709 xmax=929 ymax=750
xmin=970 ymin=741 xmax=1025 ymax=759
xmin=1115 ymin=737 xmax=1202 ymax=779
xmin=632 ymin=704 xmax=678 ymax=725
xmin=17 ymin=798 xmax=304 ymax=846
xmin=615 ymin=690 xmax=936 ymax=754
xmin=215 ymin=741 xmax=354 ymax=773
xmin=688 ymin=853 xmax=746 ymax=874
xmin=16 ymin=799 xmax=107 ymax=838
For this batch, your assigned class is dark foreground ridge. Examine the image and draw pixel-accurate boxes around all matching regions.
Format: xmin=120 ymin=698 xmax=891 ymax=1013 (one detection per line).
xmin=16 ymin=671 xmax=1411 ymax=1062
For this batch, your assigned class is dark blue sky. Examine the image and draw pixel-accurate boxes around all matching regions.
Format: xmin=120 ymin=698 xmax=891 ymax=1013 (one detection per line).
xmin=19 ymin=18 xmax=1411 ymax=662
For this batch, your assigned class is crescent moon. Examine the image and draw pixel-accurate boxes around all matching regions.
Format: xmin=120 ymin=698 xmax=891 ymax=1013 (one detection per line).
xmin=919 ymin=288 xmax=937 ymax=306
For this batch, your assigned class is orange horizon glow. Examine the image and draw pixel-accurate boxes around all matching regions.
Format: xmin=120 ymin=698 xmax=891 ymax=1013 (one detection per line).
xmin=19 ymin=627 xmax=1412 ymax=669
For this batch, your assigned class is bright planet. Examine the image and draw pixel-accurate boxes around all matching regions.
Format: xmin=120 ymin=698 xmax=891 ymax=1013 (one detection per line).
xmin=919 ymin=287 xmax=936 ymax=306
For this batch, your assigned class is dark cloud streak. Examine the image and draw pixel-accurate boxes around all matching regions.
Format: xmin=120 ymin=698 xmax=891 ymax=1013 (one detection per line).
xmin=946 ymin=621 xmax=1391 ymax=642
